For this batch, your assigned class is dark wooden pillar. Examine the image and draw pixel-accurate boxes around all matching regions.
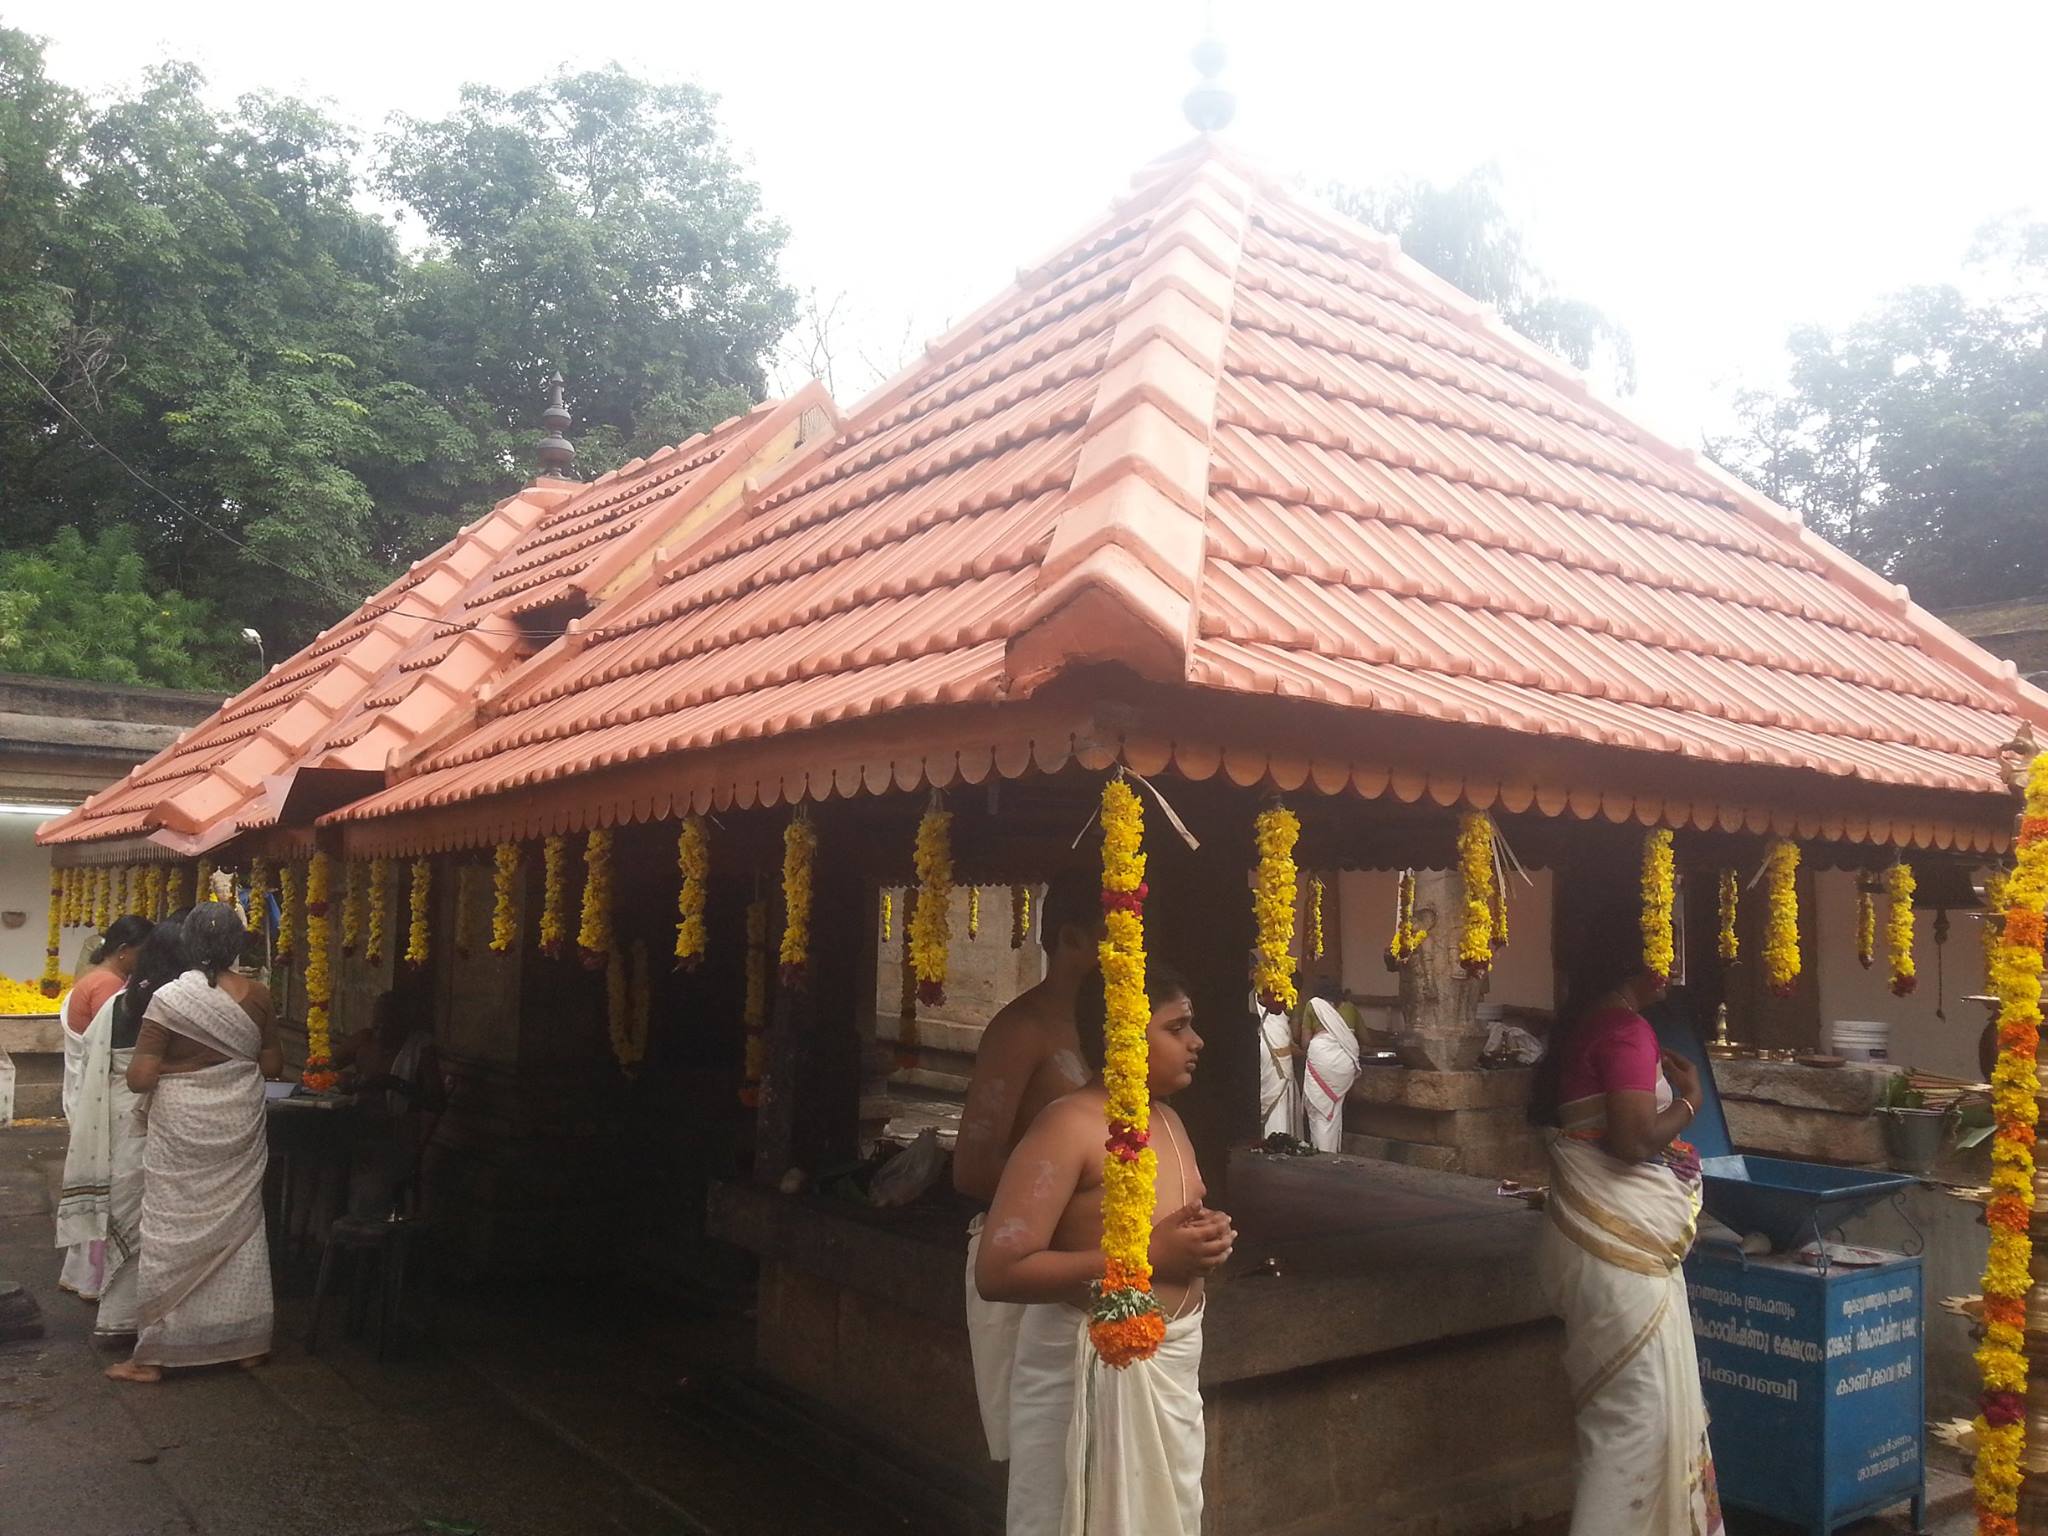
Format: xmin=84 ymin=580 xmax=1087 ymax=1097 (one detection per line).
xmin=756 ymin=808 xmax=865 ymax=1184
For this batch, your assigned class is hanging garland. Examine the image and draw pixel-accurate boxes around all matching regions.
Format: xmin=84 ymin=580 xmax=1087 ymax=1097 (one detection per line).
xmin=142 ymin=865 xmax=164 ymax=920
xmin=247 ymin=857 xmax=268 ymax=933
xmin=277 ymin=862 xmax=301 ymax=963
xmin=577 ymin=829 xmax=613 ymax=970
xmin=1010 ymin=885 xmax=1031 ymax=949
xmin=491 ymin=842 xmax=519 ymax=955
xmin=674 ymin=817 xmax=708 ymax=971
xmin=1251 ymin=802 xmax=1301 ymax=1012
xmin=367 ymin=858 xmax=389 ymax=966
xmin=39 ymin=870 xmax=62 ymax=997
xmin=741 ymin=899 xmax=768 ymax=1106
xmin=111 ymin=865 xmax=128 ymax=918
xmin=455 ymin=862 xmax=477 ymax=959
xmin=1762 ymin=839 xmax=1801 ymax=997
xmin=1983 ymin=869 xmax=2010 ymax=985
xmin=1975 ymin=753 xmax=2048 ymax=1536
xmin=59 ymin=868 xmax=76 ymax=928
xmin=1384 ymin=869 xmax=1426 ymax=971
xmin=404 ymin=858 xmax=431 ymax=969
xmin=197 ymin=860 xmax=215 ymax=904
xmin=303 ymin=852 xmax=337 ymax=1092
xmin=161 ymin=864 xmax=186 ymax=915
xmin=539 ymin=835 xmax=568 ymax=960
xmin=880 ymin=890 xmax=893 ymax=945
xmin=1457 ymin=812 xmax=1496 ymax=977
xmin=607 ymin=942 xmax=651 ymax=1073
xmin=968 ymin=886 xmax=981 ymax=942
xmin=126 ymin=864 xmax=145 ymax=917
xmin=1856 ymin=881 xmax=1877 ymax=970
xmin=1640 ymin=829 xmax=1676 ymax=988
xmin=93 ymin=866 xmax=110 ymax=928
xmin=910 ymin=800 xmax=952 ymax=1005
xmin=1884 ymin=862 xmax=1917 ymax=997
xmin=341 ymin=862 xmax=362 ymax=958
xmin=780 ymin=813 xmax=817 ymax=988
xmin=897 ymin=907 xmax=916 ymax=1021
xmin=1092 ymin=776 xmax=1161 ymax=1368
xmin=1717 ymin=869 xmax=1739 ymax=964
xmin=1309 ymin=877 xmax=1326 ymax=961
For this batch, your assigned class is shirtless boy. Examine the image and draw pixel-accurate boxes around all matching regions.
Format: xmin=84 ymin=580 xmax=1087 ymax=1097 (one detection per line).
xmin=956 ymin=868 xmax=1104 ymax=1459
xmin=975 ymin=963 xmax=1233 ymax=1536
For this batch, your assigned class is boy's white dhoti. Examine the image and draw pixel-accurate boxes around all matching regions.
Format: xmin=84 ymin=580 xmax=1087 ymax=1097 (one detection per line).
xmin=1006 ymin=1301 xmax=1205 ymax=1536
xmin=1302 ymin=997 xmax=1361 ymax=1153
xmin=965 ymin=1215 xmax=1024 ymax=1460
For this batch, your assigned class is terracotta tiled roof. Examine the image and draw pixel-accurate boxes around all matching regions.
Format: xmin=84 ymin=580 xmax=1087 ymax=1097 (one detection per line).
xmin=40 ymin=389 xmax=832 ymax=854
xmin=329 ymin=139 xmax=2044 ymax=851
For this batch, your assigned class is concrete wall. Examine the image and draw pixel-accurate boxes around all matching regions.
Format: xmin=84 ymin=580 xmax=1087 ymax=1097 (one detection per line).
xmin=1811 ymin=867 xmax=1988 ymax=1082
xmin=0 ymin=814 xmax=97 ymax=987
xmin=1336 ymin=867 xmax=1556 ymax=1016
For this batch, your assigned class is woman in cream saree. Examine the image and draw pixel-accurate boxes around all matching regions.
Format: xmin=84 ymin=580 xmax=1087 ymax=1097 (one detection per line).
xmin=1537 ymin=958 xmax=1721 ymax=1536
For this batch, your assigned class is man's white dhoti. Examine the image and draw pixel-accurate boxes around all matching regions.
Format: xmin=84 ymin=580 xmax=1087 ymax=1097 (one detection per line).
xmin=1302 ymin=998 xmax=1361 ymax=1154
xmin=965 ymin=1214 xmax=1024 ymax=1460
xmin=1006 ymin=1302 xmax=1205 ymax=1536
xmin=1254 ymin=995 xmax=1301 ymax=1140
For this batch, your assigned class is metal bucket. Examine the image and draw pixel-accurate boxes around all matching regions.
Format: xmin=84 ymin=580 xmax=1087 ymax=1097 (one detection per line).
xmin=1878 ymin=1106 xmax=1949 ymax=1175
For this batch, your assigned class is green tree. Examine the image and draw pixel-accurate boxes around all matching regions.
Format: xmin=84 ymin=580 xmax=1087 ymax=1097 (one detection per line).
xmin=1709 ymin=220 xmax=2048 ymax=607
xmin=1330 ymin=166 xmax=1635 ymax=391
xmin=0 ymin=528 xmax=237 ymax=689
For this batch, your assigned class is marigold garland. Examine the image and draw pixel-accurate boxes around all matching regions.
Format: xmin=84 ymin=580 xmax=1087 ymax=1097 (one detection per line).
xmin=491 ymin=842 xmax=519 ymax=955
xmin=367 ymin=858 xmax=389 ymax=966
xmin=92 ymin=866 xmax=110 ymax=928
xmin=141 ymin=865 xmax=162 ymax=919
xmin=454 ymin=862 xmax=477 ymax=960
xmin=607 ymin=942 xmax=651 ymax=1073
xmin=1251 ymin=803 xmax=1301 ymax=1012
xmin=302 ymin=852 xmax=337 ymax=1092
xmin=910 ymin=801 xmax=952 ymax=1005
xmin=1091 ymin=776 xmax=1163 ymax=1368
xmin=277 ymin=862 xmax=301 ymax=963
xmin=741 ymin=899 xmax=768 ymax=1106
xmin=340 ymin=862 xmax=362 ymax=958
xmin=577 ymin=829 xmax=613 ymax=970
xmin=1010 ymin=885 xmax=1031 ymax=948
xmin=1884 ymin=862 xmax=1917 ymax=996
xmin=1457 ymin=812 xmax=1496 ymax=977
xmin=58 ymin=868 xmax=75 ymax=928
xmin=164 ymin=865 xmax=187 ymax=914
xmin=780 ymin=813 xmax=817 ymax=989
xmin=1983 ymin=869 xmax=2010 ymax=984
xmin=1385 ymin=869 xmax=1427 ymax=971
xmin=1762 ymin=839 xmax=1801 ymax=997
xmin=968 ymin=886 xmax=981 ymax=942
xmin=674 ymin=818 xmax=708 ymax=970
xmin=39 ymin=870 xmax=62 ymax=997
xmin=1855 ymin=881 xmax=1877 ymax=970
xmin=404 ymin=858 xmax=430 ymax=969
xmin=1714 ymin=868 xmax=1737 ymax=964
xmin=197 ymin=861 xmax=215 ymax=904
xmin=113 ymin=865 xmax=131 ymax=918
xmin=1309 ymin=877 xmax=1326 ymax=960
xmin=67 ymin=867 xmax=85 ymax=926
xmin=880 ymin=890 xmax=893 ymax=944
xmin=1975 ymin=753 xmax=2048 ymax=1535
xmin=539 ymin=836 xmax=568 ymax=960
xmin=1640 ymin=829 xmax=1676 ymax=987
xmin=247 ymin=857 xmax=268 ymax=933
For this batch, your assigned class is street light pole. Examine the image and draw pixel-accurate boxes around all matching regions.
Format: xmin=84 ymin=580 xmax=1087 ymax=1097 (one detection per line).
xmin=240 ymin=627 xmax=264 ymax=678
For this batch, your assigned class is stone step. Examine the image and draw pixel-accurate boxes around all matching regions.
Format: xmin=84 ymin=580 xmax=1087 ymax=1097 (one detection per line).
xmin=4 ymin=1051 xmax=61 ymax=1121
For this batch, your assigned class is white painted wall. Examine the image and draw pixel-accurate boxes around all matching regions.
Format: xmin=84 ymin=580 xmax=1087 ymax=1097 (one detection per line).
xmin=1811 ymin=867 xmax=1987 ymax=1082
xmin=0 ymin=813 xmax=96 ymax=991
xmin=1337 ymin=866 xmax=1556 ymax=1016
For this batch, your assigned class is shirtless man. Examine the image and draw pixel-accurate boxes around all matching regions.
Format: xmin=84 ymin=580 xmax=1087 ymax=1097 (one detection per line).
xmin=975 ymin=963 xmax=1234 ymax=1535
xmin=956 ymin=868 xmax=1103 ymax=1460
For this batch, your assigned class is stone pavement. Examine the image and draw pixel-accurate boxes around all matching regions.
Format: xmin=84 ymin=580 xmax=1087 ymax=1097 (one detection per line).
xmin=0 ymin=1120 xmax=1976 ymax=1536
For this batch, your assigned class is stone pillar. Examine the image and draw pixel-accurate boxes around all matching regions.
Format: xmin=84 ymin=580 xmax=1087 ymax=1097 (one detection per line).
xmin=1394 ymin=869 xmax=1490 ymax=1071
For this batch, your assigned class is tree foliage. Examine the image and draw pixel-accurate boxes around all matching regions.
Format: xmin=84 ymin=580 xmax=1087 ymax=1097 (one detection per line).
xmin=0 ymin=528 xmax=237 ymax=689
xmin=0 ymin=30 xmax=792 ymax=680
xmin=1330 ymin=166 xmax=1635 ymax=391
xmin=1709 ymin=221 xmax=2048 ymax=608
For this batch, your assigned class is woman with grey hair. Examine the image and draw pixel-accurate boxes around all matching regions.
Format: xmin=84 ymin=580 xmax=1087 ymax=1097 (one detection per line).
xmin=106 ymin=902 xmax=281 ymax=1382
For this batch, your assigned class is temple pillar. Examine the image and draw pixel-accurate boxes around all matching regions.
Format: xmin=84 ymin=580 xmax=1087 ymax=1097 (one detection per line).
xmin=1393 ymin=868 xmax=1490 ymax=1071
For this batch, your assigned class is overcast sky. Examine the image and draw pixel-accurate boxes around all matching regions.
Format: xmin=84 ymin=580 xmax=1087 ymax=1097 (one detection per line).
xmin=12 ymin=0 xmax=2047 ymax=444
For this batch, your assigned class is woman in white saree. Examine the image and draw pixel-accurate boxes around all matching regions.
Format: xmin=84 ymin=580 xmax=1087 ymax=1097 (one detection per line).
xmin=1537 ymin=953 xmax=1722 ymax=1536
xmin=107 ymin=904 xmax=281 ymax=1383
xmin=57 ymin=916 xmax=151 ymax=1299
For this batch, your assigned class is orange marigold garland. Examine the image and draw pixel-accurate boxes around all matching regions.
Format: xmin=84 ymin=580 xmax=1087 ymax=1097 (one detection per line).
xmin=39 ymin=869 xmax=62 ymax=997
xmin=302 ymin=852 xmax=337 ymax=1092
xmin=674 ymin=817 xmax=708 ymax=970
xmin=1640 ymin=829 xmax=1676 ymax=987
xmin=909 ymin=800 xmax=951 ymax=1005
xmin=1090 ymin=776 xmax=1164 ymax=1368
xmin=539 ymin=836 xmax=568 ymax=960
xmin=1884 ymin=862 xmax=1917 ymax=997
xmin=740 ymin=898 xmax=768 ymax=1107
xmin=1762 ymin=839 xmax=1801 ymax=997
xmin=1975 ymin=753 xmax=2048 ymax=1536
xmin=780 ymin=812 xmax=817 ymax=989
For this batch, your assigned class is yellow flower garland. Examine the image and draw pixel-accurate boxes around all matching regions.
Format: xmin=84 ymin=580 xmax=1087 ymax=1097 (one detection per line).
xmin=606 ymin=942 xmax=652 ymax=1074
xmin=1983 ymin=868 xmax=2010 ymax=984
xmin=39 ymin=870 xmax=62 ymax=997
xmin=196 ymin=861 xmax=213 ymax=904
xmin=303 ymin=851 xmax=337 ymax=1092
xmin=1762 ymin=840 xmax=1801 ymax=997
xmin=247 ymin=857 xmax=268 ymax=933
xmin=910 ymin=802 xmax=952 ymax=1005
xmin=1251 ymin=803 xmax=1301 ymax=1012
xmin=277 ymin=862 xmax=301 ymax=962
xmin=112 ymin=865 xmax=129 ymax=918
xmin=880 ymin=890 xmax=892 ymax=945
xmin=1855 ymin=882 xmax=1876 ymax=970
xmin=454 ymin=862 xmax=476 ymax=959
xmin=367 ymin=857 xmax=389 ymax=966
xmin=341 ymin=862 xmax=362 ymax=958
xmin=1716 ymin=868 xmax=1739 ymax=964
xmin=1640 ymin=829 xmax=1675 ymax=986
xmin=674 ymin=818 xmax=708 ymax=970
xmin=164 ymin=864 xmax=188 ymax=914
xmin=1010 ymin=885 xmax=1031 ymax=949
xmin=491 ymin=842 xmax=519 ymax=955
xmin=1384 ymin=869 xmax=1427 ymax=971
xmin=1309 ymin=876 xmax=1326 ymax=961
xmin=59 ymin=868 xmax=75 ymax=927
xmin=1091 ymin=776 xmax=1162 ymax=1368
xmin=968 ymin=886 xmax=981 ymax=942
xmin=1975 ymin=753 xmax=2048 ymax=1536
xmin=93 ymin=866 xmax=110 ymax=928
xmin=577 ymin=829 xmax=613 ymax=969
xmin=404 ymin=858 xmax=430 ymax=969
xmin=780 ymin=814 xmax=817 ymax=987
xmin=1884 ymin=863 xmax=1916 ymax=996
xmin=539 ymin=836 xmax=567 ymax=959
xmin=741 ymin=899 xmax=768 ymax=1106
xmin=143 ymin=865 xmax=163 ymax=919
xmin=1457 ymin=812 xmax=1495 ymax=977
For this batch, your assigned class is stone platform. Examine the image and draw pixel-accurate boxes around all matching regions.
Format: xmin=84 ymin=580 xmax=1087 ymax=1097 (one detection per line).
xmin=1342 ymin=1066 xmax=1548 ymax=1183
xmin=1714 ymin=1058 xmax=1891 ymax=1165
xmin=710 ymin=1150 xmax=1573 ymax=1536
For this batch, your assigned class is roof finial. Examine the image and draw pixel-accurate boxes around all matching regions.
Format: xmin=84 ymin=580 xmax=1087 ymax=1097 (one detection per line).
xmin=537 ymin=373 xmax=576 ymax=476
xmin=1183 ymin=18 xmax=1235 ymax=135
